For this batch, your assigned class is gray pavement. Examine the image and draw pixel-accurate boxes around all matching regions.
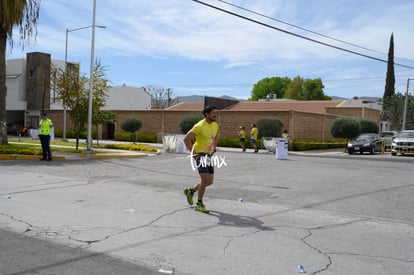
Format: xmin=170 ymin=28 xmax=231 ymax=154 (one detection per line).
xmin=1 ymin=146 xmax=414 ymax=275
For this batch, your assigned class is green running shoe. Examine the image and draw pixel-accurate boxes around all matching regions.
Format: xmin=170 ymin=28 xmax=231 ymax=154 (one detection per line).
xmin=184 ymin=188 xmax=194 ymax=205
xmin=195 ymin=202 xmax=209 ymax=213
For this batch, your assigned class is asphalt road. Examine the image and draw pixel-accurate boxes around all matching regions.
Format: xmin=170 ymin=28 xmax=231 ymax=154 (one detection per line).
xmin=1 ymin=149 xmax=413 ymax=274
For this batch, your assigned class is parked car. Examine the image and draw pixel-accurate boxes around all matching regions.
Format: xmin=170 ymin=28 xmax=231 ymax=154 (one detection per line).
xmin=7 ymin=123 xmax=23 ymax=136
xmin=391 ymin=130 xmax=414 ymax=156
xmin=380 ymin=131 xmax=397 ymax=149
xmin=347 ymin=133 xmax=382 ymax=155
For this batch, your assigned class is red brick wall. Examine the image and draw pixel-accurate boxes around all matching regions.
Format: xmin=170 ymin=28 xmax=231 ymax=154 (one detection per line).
xmin=47 ymin=107 xmax=380 ymax=141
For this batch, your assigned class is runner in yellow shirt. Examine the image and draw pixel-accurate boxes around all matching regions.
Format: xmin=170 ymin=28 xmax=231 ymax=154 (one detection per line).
xmin=250 ymin=123 xmax=259 ymax=153
xmin=183 ymin=106 xmax=219 ymax=213
xmin=239 ymin=126 xmax=246 ymax=152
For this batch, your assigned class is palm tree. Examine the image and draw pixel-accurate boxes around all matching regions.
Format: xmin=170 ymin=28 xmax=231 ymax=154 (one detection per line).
xmin=0 ymin=0 xmax=41 ymax=145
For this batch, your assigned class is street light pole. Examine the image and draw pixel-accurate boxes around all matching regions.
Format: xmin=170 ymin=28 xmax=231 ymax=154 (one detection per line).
xmin=63 ymin=29 xmax=69 ymax=141
xmin=402 ymin=78 xmax=413 ymax=130
xmin=64 ymin=23 xmax=106 ymax=143
xmin=87 ymin=0 xmax=97 ymax=152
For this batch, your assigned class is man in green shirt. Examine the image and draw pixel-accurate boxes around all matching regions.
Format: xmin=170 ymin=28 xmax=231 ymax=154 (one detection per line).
xmin=39 ymin=112 xmax=53 ymax=161
xmin=183 ymin=106 xmax=219 ymax=213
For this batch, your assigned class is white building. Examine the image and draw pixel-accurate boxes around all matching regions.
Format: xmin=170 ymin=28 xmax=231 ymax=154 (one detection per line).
xmin=102 ymin=85 xmax=151 ymax=111
xmin=6 ymin=52 xmax=152 ymax=130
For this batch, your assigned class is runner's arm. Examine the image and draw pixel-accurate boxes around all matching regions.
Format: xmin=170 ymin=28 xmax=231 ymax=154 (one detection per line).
xmin=183 ymin=130 xmax=196 ymax=152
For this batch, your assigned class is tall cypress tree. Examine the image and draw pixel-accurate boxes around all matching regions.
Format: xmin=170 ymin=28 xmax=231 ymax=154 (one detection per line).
xmin=383 ymin=33 xmax=395 ymax=99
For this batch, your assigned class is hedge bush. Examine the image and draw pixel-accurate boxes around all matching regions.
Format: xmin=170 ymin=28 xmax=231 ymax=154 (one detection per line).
xmin=359 ymin=118 xmax=379 ymax=133
xmin=292 ymin=139 xmax=347 ymax=151
xmin=330 ymin=116 xmax=361 ymax=139
xmin=179 ymin=113 xmax=203 ymax=134
xmin=256 ymin=118 xmax=283 ymax=138
xmin=114 ymin=132 xmax=157 ymax=143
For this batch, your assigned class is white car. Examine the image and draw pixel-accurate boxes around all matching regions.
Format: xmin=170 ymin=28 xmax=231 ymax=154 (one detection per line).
xmin=391 ymin=130 xmax=414 ymax=156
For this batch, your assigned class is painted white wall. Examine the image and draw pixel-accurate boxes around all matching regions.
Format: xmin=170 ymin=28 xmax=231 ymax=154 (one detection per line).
xmin=5 ymin=59 xmax=26 ymax=110
xmin=102 ymin=85 xmax=152 ymax=110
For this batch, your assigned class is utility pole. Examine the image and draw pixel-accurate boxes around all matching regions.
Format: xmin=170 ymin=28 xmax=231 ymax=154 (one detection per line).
xmin=166 ymin=88 xmax=172 ymax=107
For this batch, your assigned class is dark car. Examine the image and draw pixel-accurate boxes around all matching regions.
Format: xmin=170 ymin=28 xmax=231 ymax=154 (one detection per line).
xmin=347 ymin=133 xmax=382 ymax=155
xmin=7 ymin=123 xmax=22 ymax=136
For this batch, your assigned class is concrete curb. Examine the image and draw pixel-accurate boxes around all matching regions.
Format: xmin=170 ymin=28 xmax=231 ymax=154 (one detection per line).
xmin=0 ymin=154 xmax=66 ymax=161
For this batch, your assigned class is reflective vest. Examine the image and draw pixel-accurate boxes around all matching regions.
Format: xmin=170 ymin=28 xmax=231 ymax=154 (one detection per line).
xmin=39 ymin=118 xmax=53 ymax=135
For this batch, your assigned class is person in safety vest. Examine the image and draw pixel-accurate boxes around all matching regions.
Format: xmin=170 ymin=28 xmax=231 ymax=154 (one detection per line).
xmin=39 ymin=111 xmax=53 ymax=161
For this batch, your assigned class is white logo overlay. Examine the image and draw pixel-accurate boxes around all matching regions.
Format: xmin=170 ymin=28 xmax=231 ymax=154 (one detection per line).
xmin=189 ymin=147 xmax=227 ymax=171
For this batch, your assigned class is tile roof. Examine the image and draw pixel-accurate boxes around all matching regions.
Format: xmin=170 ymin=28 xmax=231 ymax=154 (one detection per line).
xmin=165 ymin=100 xmax=346 ymax=114
xmin=165 ymin=102 xmax=204 ymax=111
xmin=226 ymin=100 xmax=343 ymax=113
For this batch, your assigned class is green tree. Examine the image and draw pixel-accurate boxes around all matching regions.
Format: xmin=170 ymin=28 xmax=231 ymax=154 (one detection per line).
xmin=50 ymin=60 xmax=109 ymax=149
xmin=382 ymin=93 xmax=414 ymax=130
xmin=256 ymin=118 xmax=283 ymax=138
xmin=121 ymin=118 xmax=142 ymax=144
xmin=383 ymin=33 xmax=395 ymax=99
xmin=249 ymin=77 xmax=291 ymax=101
xmin=285 ymin=76 xmax=330 ymax=100
xmin=0 ymin=0 xmax=41 ymax=145
xmin=330 ymin=117 xmax=361 ymax=140
xmin=179 ymin=113 xmax=203 ymax=134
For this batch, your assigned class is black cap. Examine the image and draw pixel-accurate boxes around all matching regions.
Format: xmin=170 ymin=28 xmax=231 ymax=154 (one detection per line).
xmin=41 ymin=111 xmax=47 ymax=116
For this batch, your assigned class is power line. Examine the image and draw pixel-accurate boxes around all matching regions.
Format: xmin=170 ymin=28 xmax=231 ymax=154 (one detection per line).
xmin=193 ymin=0 xmax=414 ymax=70
xmin=218 ymin=0 xmax=414 ymax=65
xmin=218 ymin=0 xmax=389 ymax=57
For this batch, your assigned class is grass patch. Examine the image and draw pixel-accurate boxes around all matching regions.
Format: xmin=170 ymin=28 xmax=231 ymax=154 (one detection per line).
xmin=3 ymin=139 xmax=159 ymax=155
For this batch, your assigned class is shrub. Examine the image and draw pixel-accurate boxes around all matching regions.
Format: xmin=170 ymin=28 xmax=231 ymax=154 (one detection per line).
xmin=292 ymin=139 xmax=347 ymax=151
xmin=179 ymin=113 xmax=203 ymax=134
xmin=256 ymin=118 xmax=283 ymax=138
xmin=330 ymin=117 xmax=361 ymax=139
xmin=121 ymin=118 xmax=142 ymax=143
xmin=137 ymin=133 xmax=157 ymax=143
xmin=359 ymin=118 xmax=379 ymax=133
xmin=114 ymin=132 xmax=133 ymax=142
xmin=217 ymin=137 xmax=240 ymax=148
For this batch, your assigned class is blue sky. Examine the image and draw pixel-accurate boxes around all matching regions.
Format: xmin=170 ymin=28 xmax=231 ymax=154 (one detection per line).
xmin=6 ymin=0 xmax=414 ymax=100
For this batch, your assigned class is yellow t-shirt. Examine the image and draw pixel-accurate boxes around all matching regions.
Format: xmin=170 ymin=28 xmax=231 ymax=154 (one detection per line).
xmin=191 ymin=119 xmax=219 ymax=153
xmin=239 ymin=130 xmax=245 ymax=138
xmin=251 ymin=127 xmax=258 ymax=140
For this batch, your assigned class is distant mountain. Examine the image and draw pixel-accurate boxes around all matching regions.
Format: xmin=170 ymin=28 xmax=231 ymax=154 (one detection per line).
xmin=331 ymin=96 xmax=381 ymax=101
xmin=174 ymin=95 xmax=205 ymax=103
xmin=173 ymin=95 xmax=244 ymax=103
xmin=331 ymin=96 xmax=347 ymax=100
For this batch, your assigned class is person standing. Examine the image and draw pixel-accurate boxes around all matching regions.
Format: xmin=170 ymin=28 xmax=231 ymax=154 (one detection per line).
xmin=281 ymin=129 xmax=289 ymax=139
xmin=183 ymin=106 xmax=219 ymax=213
xmin=39 ymin=111 xmax=53 ymax=161
xmin=239 ymin=126 xmax=246 ymax=152
xmin=250 ymin=123 xmax=259 ymax=153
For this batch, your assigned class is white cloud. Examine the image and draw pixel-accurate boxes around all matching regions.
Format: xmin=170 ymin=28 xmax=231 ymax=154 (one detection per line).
xmin=5 ymin=0 xmax=414 ymax=99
